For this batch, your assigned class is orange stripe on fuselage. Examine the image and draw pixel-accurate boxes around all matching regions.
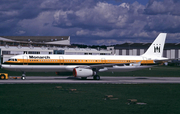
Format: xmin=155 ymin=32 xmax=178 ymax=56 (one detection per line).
xmin=5 ymin=59 xmax=154 ymax=64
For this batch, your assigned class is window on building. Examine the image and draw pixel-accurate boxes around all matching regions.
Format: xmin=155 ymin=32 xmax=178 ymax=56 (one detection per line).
xmin=2 ymin=51 xmax=10 ymax=55
xmin=28 ymin=51 xmax=40 ymax=54
xmin=54 ymin=50 xmax=64 ymax=54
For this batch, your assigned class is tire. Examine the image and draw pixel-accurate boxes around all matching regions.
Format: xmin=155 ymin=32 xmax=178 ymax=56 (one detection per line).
xmin=93 ymin=75 xmax=100 ymax=80
xmin=21 ymin=76 xmax=26 ymax=80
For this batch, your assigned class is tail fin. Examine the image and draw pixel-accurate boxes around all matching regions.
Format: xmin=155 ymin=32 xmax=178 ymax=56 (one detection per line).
xmin=142 ymin=33 xmax=167 ymax=58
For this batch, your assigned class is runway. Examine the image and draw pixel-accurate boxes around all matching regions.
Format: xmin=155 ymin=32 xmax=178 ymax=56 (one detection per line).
xmin=1 ymin=76 xmax=180 ymax=84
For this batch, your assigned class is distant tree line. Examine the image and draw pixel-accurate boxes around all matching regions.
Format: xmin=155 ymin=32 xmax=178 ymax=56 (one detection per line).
xmin=71 ymin=44 xmax=108 ymax=49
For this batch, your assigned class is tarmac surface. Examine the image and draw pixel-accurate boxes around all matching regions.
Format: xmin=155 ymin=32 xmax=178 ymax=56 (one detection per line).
xmin=1 ymin=76 xmax=180 ymax=84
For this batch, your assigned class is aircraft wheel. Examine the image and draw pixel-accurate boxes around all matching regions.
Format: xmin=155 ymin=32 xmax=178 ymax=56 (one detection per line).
xmin=93 ymin=75 xmax=100 ymax=80
xmin=81 ymin=77 xmax=87 ymax=80
xmin=21 ymin=76 xmax=26 ymax=80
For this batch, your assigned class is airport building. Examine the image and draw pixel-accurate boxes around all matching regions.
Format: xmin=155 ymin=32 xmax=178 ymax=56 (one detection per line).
xmin=108 ymin=43 xmax=180 ymax=59
xmin=0 ymin=36 xmax=180 ymax=63
xmin=0 ymin=36 xmax=111 ymax=62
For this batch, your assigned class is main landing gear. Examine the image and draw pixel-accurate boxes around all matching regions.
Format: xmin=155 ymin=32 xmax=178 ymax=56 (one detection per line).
xmin=93 ymin=75 xmax=100 ymax=80
xmin=93 ymin=70 xmax=100 ymax=80
xmin=21 ymin=72 xmax=26 ymax=80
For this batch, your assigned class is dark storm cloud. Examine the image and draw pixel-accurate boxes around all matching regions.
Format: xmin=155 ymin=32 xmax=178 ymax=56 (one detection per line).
xmin=52 ymin=2 xmax=145 ymax=32
xmin=0 ymin=1 xmax=42 ymax=20
xmin=144 ymin=0 xmax=180 ymax=34
xmin=145 ymin=0 xmax=180 ymax=15
xmin=144 ymin=15 xmax=180 ymax=33
xmin=40 ymin=0 xmax=98 ymax=10
xmin=0 ymin=0 xmax=180 ymax=44
xmin=0 ymin=0 xmax=102 ymax=33
xmin=0 ymin=0 xmax=43 ymax=35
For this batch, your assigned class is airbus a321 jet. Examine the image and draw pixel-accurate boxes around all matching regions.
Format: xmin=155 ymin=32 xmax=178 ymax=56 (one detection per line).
xmin=2 ymin=33 xmax=168 ymax=80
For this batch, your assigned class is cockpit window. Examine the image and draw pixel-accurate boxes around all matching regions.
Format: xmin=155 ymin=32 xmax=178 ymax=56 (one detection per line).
xmin=8 ymin=59 xmax=17 ymax=61
xmin=8 ymin=59 xmax=12 ymax=61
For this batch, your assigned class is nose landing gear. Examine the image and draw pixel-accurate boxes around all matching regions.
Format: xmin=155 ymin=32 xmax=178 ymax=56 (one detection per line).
xmin=21 ymin=72 xmax=26 ymax=80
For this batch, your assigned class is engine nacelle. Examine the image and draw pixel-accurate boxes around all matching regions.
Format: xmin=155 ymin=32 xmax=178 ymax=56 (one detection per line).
xmin=73 ymin=68 xmax=93 ymax=77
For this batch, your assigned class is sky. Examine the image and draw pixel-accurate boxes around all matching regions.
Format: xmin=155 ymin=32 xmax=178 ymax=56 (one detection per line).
xmin=1 ymin=0 xmax=180 ymax=45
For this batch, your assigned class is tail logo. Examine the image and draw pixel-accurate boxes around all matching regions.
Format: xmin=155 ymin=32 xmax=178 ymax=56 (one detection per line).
xmin=154 ymin=44 xmax=161 ymax=53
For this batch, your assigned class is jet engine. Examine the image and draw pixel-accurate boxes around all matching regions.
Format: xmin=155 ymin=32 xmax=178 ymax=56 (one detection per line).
xmin=73 ymin=68 xmax=93 ymax=77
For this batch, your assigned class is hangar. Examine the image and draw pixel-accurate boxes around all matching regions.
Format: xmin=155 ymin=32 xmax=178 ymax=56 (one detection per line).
xmin=108 ymin=43 xmax=180 ymax=59
xmin=0 ymin=36 xmax=111 ymax=62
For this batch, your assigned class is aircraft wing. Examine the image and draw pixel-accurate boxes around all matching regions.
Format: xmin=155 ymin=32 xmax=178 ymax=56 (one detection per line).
xmin=77 ymin=61 xmax=142 ymax=70
xmin=73 ymin=61 xmax=154 ymax=74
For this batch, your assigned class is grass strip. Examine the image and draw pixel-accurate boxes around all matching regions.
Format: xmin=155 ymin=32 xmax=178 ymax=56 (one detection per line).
xmin=0 ymin=84 xmax=180 ymax=114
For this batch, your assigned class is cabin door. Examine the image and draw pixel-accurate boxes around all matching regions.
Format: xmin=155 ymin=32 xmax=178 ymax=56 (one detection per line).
xmin=59 ymin=56 xmax=64 ymax=65
xmin=143 ymin=57 xmax=147 ymax=64
xmin=101 ymin=58 xmax=106 ymax=64
xmin=23 ymin=56 xmax=28 ymax=65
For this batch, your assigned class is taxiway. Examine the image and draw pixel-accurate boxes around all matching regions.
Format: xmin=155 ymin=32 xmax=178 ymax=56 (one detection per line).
xmin=0 ymin=76 xmax=180 ymax=84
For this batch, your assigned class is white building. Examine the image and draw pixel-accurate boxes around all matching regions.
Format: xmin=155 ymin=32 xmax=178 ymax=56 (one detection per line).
xmin=0 ymin=36 xmax=111 ymax=62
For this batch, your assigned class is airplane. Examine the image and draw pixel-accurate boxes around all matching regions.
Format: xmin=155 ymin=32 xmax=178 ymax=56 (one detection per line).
xmin=1 ymin=33 xmax=168 ymax=80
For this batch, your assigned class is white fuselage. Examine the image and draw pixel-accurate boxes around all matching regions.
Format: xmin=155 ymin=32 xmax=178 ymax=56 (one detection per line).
xmin=2 ymin=54 xmax=164 ymax=72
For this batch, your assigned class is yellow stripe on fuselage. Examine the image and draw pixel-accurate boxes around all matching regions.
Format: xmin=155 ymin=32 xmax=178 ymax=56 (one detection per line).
xmin=5 ymin=59 xmax=154 ymax=64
